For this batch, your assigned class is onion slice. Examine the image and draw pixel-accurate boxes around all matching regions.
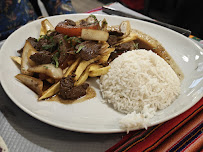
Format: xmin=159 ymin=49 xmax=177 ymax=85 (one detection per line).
xmin=81 ymin=29 xmax=109 ymax=42
xmin=28 ymin=64 xmax=63 ymax=79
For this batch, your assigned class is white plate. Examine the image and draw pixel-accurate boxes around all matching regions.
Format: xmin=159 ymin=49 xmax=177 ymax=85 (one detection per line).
xmin=0 ymin=14 xmax=203 ymax=133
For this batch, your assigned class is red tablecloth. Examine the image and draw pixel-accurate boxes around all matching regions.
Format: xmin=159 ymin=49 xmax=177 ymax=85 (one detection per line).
xmin=106 ymin=98 xmax=203 ymax=152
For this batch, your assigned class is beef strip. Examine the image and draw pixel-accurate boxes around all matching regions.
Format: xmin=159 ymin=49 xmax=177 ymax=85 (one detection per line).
xmin=53 ymin=34 xmax=69 ymax=52
xmin=59 ymin=76 xmax=89 ymax=100
xmin=108 ymin=31 xmax=124 ymax=36
xmin=79 ymin=15 xmax=98 ymax=27
xmin=115 ymin=41 xmax=135 ymax=51
xmin=109 ymin=41 xmax=136 ymax=62
xmin=64 ymin=19 xmax=76 ymax=26
xmin=107 ymin=35 xmax=119 ymax=46
xmin=49 ymin=31 xmax=58 ymax=37
xmin=79 ymin=20 xmax=89 ymax=26
xmin=17 ymin=48 xmax=23 ymax=56
xmin=107 ymin=31 xmax=124 ymax=46
xmin=27 ymin=37 xmax=38 ymax=48
xmin=53 ymin=34 xmax=72 ymax=65
xmin=30 ymin=51 xmax=52 ymax=65
xmin=17 ymin=37 xmax=38 ymax=56
xmin=75 ymin=41 xmax=102 ymax=61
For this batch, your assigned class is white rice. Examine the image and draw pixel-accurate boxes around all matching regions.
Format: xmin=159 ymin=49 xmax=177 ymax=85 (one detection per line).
xmin=100 ymin=49 xmax=180 ymax=131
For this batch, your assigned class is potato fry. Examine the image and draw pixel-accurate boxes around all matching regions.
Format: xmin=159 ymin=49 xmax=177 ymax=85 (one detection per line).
xmin=74 ymin=64 xmax=91 ymax=86
xmin=62 ymin=66 xmax=69 ymax=75
xmin=99 ymin=48 xmax=115 ymax=64
xmin=21 ymin=41 xmax=36 ymax=76
xmin=99 ymin=42 xmax=109 ymax=55
xmin=41 ymin=19 xmax=54 ymax=34
xmin=101 ymin=47 xmax=115 ymax=56
xmin=39 ymin=81 xmax=60 ymax=100
xmin=39 ymin=58 xmax=81 ymax=100
xmin=89 ymin=66 xmax=110 ymax=77
xmin=15 ymin=74 xmax=43 ymax=96
xmin=116 ymin=31 xmax=137 ymax=45
xmin=74 ymin=56 xmax=100 ymax=81
xmin=89 ymin=64 xmax=102 ymax=72
xmin=40 ymin=26 xmax=46 ymax=36
xmin=27 ymin=46 xmax=38 ymax=67
xmin=46 ymin=78 xmax=55 ymax=84
xmin=67 ymin=60 xmax=75 ymax=66
xmin=11 ymin=56 xmax=22 ymax=65
xmin=64 ymin=58 xmax=81 ymax=77
xmin=99 ymin=54 xmax=110 ymax=64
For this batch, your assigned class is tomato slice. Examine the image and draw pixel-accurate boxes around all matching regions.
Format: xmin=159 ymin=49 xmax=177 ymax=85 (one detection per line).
xmin=55 ymin=22 xmax=99 ymax=37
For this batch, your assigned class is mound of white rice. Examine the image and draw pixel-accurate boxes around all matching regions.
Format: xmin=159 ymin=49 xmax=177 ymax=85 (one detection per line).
xmin=100 ymin=49 xmax=180 ymax=131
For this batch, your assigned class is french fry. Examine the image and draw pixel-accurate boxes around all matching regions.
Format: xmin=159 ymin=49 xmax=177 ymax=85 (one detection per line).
xmin=39 ymin=58 xmax=81 ymax=100
xmin=39 ymin=81 xmax=60 ymax=100
xmin=21 ymin=41 xmax=35 ymax=76
xmin=99 ymin=54 xmax=110 ymax=64
xmin=99 ymin=48 xmax=115 ymax=64
xmin=99 ymin=42 xmax=109 ymax=55
xmin=101 ymin=48 xmax=115 ymax=56
xmin=89 ymin=66 xmax=110 ymax=77
xmin=27 ymin=46 xmax=38 ymax=67
xmin=64 ymin=58 xmax=81 ymax=77
xmin=46 ymin=78 xmax=55 ymax=84
xmin=40 ymin=26 xmax=46 ymax=36
xmin=74 ymin=64 xmax=91 ymax=86
xmin=15 ymin=74 xmax=43 ymax=96
xmin=74 ymin=56 xmax=100 ymax=81
xmin=11 ymin=56 xmax=22 ymax=65
xmin=41 ymin=19 xmax=54 ymax=34
xmin=67 ymin=60 xmax=75 ymax=66
xmin=62 ymin=66 xmax=69 ymax=75
xmin=89 ymin=64 xmax=102 ymax=72
xmin=115 ymin=31 xmax=137 ymax=45
xmin=75 ymin=63 xmax=103 ymax=86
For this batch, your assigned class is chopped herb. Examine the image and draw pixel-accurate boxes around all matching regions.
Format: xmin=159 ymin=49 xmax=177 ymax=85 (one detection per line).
xmin=43 ymin=66 xmax=49 ymax=69
xmin=153 ymin=47 xmax=157 ymax=50
xmin=64 ymin=35 xmax=68 ymax=40
xmin=103 ymin=20 xmax=107 ymax=25
xmin=68 ymin=37 xmax=82 ymax=43
xmin=37 ymin=35 xmax=46 ymax=41
xmin=42 ymin=43 xmax=55 ymax=50
xmin=59 ymin=40 xmax=63 ymax=45
xmin=38 ymin=34 xmax=54 ymax=42
xmin=76 ymin=45 xmax=84 ymax=53
xmin=134 ymin=42 xmax=139 ymax=49
xmin=52 ymin=52 xmax=59 ymax=68
xmin=89 ymin=14 xmax=97 ymax=20
xmin=66 ymin=37 xmax=82 ymax=46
